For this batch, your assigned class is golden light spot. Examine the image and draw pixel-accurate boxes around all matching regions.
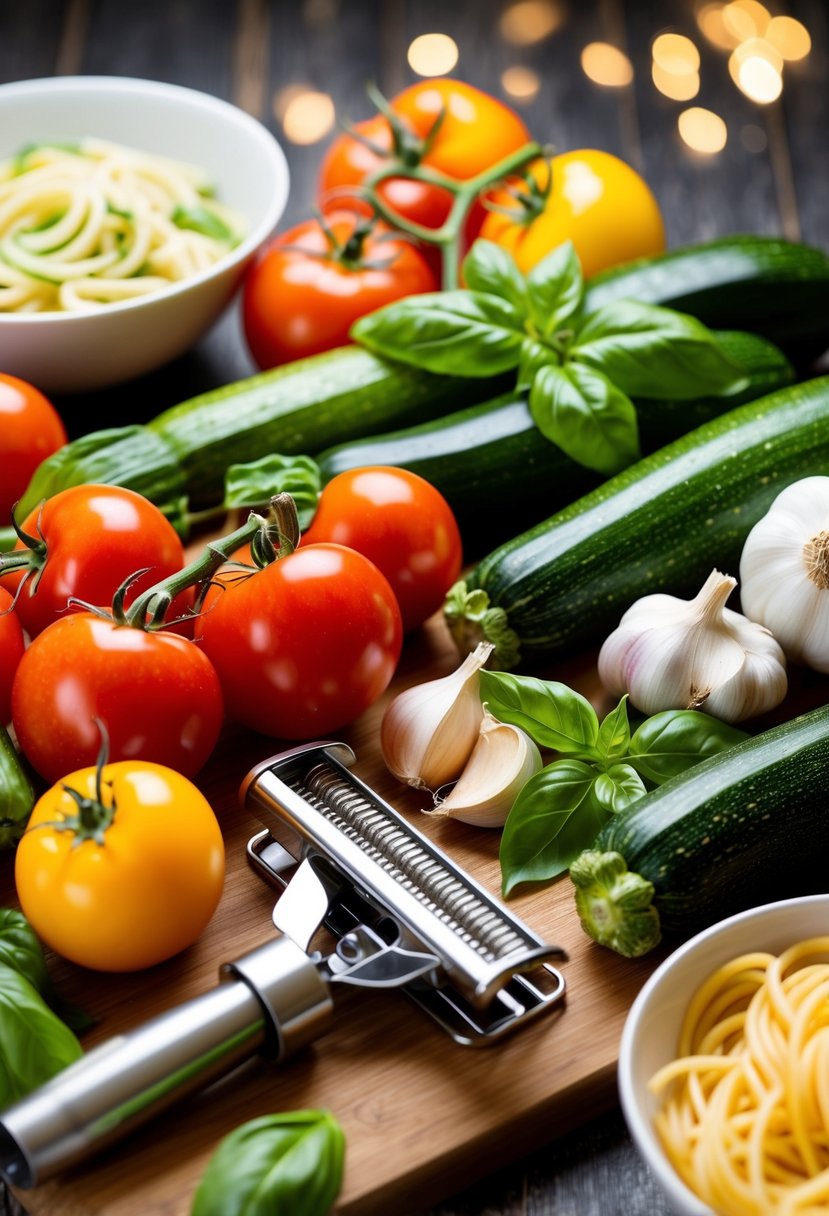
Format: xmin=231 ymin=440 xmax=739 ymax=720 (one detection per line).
xmin=280 ymin=90 xmax=336 ymax=144
xmin=765 ymin=15 xmax=812 ymax=61
xmin=407 ymin=33 xmax=459 ymax=77
xmin=501 ymin=65 xmax=542 ymax=101
xmin=652 ymin=62 xmax=700 ymax=101
xmin=652 ymin=32 xmax=700 ymax=74
xmin=499 ymin=0 xmax=562 ymax=46
xmin=723 ymin=0 xmax=771 ymax=41
xmin=697 ymin=3 xmax=741 ymax=50
xmin=729 ymin=40 xmax=783 ymax=103
xmin=678 ymin=107 xmax=728 ymax=154
xmin=581 ymin=42 xmax=634 ymax=87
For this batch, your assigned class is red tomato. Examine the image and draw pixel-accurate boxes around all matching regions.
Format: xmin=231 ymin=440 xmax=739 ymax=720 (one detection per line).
xmin=199 ymin=544 xmax=402 ymax=739
xmin=11 ymin=613 xmax=224 ymax=783
xmin=0 ymin=374 xmax=67 ymax=521
xmin=301 ymin=468 xmax=463 ymax=632
xmin=1 ymin=483 xmax=191 ymax=638
xmin=318 ymin=79 xmax=531 ymax=242
xmin=242 ymin=210 xmax=438 ymax=369
xmin=0 ymin=588 xmax=24 ymax=725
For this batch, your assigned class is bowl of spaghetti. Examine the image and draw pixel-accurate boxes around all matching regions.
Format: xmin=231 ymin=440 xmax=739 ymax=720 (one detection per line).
xmin=619 ymin=895 xmax=829 ymax=1216
xmin=0 ymin=76 xmax=289 ymax=392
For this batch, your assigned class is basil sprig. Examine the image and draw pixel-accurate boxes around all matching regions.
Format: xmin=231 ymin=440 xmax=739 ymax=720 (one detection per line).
xmin=192 ymin=1109 xmax=345 ymax=1216
xmin=479 ymin=672 xmax=747 ymax=896
xmin=352 ymin=238 xmax=748 ymax=477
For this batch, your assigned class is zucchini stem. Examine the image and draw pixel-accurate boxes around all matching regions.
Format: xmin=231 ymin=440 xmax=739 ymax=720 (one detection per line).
xmin=569 ymin=849 xmax=662 ymax=958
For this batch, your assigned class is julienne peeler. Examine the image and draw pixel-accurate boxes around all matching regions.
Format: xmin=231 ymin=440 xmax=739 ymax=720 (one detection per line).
xmin=0 ymin=741 xmax=567 ymax=1189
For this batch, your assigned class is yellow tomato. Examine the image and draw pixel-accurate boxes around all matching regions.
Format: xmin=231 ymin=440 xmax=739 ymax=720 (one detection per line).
xmin=15 ymin=761 xmax=225 ymax=972
xmin=480 ymin=150 xmax=666 ymax=279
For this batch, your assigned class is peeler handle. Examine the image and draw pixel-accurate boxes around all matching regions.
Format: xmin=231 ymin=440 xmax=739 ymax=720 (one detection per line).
xmin=0 ymin=935 xmax=333 ymax=1188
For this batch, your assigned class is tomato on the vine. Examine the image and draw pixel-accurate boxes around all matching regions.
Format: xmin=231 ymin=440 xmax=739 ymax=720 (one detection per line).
xmin=11 ymin=612 xmax=224 ymax=783
xmin=1 ymin=483 xmax=191 ymax=639
xmin=479 ymin=150 xmax=666 ymax=279
xmin=15 ymin=759 xmax=225 ymax=972
xmin=318 ymin=79 xmax=531 ymax=241
xmin=301 ymin=467 xmax=463 ymax=632
xmin=0 ymin=588 xmax=24 ymax=725
xmin=199 ymin=543 xmax=402 ymax=739
xmin=242 ymin=209 xmax=438 ymax=369
xmin=0 ymin=374 xmax=67 ymax=521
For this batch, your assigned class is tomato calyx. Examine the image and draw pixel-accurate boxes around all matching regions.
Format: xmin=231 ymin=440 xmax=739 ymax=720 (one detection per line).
xmin=284 ymin=208 xmax=415 ymax=273
xmin=37 ymin=723 xmax=115 ymax=848
xmin=352 ymin=81 xmax=446 ymax=170
xmin=481 ymin=156 xmax=553 ymax=228
xmin=0 ymin=503 xmax=49 ymax=604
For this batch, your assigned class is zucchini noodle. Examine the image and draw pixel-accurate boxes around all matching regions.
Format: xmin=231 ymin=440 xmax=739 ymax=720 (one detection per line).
xmin=649 ymin=938 xmax=829 ymax=1215
xmin=0 ymin=139 xmax=246 ymax=312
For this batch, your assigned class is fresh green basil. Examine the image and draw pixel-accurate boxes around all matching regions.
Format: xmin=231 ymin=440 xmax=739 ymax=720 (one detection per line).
xmin=0 ymin=909 xmax=49 ymax=996
xmin=351 ymin=289 xmax=524 ymax=377
xmin=596 ymin=697 xmax=631 ymax=762
xmin=191 ymin=1109 xmax=345 ymax=1216
xmin=518 ymin=336 xmax=556 ymax=389
xmin=628 ymin=710 xmax=748 ymax=784
xmin=525 ymin=241 xmax=583 ymax=336
xmin=461 ymin=239 xmax=527 ymax=312
xmin=480 ymin=670 xmax=600 ymax=756
xmin=171 ymin=204 xmax=234 ymax=243
xmin=224 ymin=454 xmax=322 ymax=532
xmin=529 ymin=362 xmax=640 ymax=475
xmin=593 ymin=763 xmax=647 ymax=813
xmin=0 ymin=965 xmax=83 ymax=1106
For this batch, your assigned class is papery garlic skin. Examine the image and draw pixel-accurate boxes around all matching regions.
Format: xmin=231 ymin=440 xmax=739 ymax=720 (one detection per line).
xmin=740 ymin=476 xmax=829 ymax=672
xmin=598 ymin=568 xmax=787 ymax=724
xmin=380 ymin=641 xmax=493 ymax=789
xmin=426 ymin=712 xmax=542 ymax=828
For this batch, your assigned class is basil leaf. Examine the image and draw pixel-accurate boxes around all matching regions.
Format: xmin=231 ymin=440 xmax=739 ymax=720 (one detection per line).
xmin=224 ymin=455 xmax=322 ymax=532
xmin=479 ymin=670 xmax=600 ymax=756
xmin=500 ymin=761 xmax=609 ymax=895
xmin=0 ymin=909 xmax=48 ymax=995
xmin=571 ymin=301 xmax=749 ymax=399
xmin=529 ymin=362 xmax=641 ymax=476
xmin=192 ymin=1110 xmax=345 ymax=1216
xmin=172 ymin=203 xmax=234 ymax=243
xmin=593 ymin=762 xmax=647 ymax=813
xmin=351 ymin=290 xmax=525 ymax=376
xmin=628 ymin=709 xmax=749 ymax=785
xmin=517 ymin=337 xmax=557 ymax=389
xmin=462 ymin=239 xmax=527 ymax=312
xmin=597 ymin=696 xmax=631 ymax=763
xmin=526 ymin=240 xmax=583 ymax=336
xmin=0 ymin=965 xmax=83 ymax=1106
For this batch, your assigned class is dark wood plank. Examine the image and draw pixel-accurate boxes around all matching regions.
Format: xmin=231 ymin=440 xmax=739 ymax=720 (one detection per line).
xmin=783 ymin=0 xmax=829 ymax=247
xmin=0 ymin=0 xmax=65 ymax=81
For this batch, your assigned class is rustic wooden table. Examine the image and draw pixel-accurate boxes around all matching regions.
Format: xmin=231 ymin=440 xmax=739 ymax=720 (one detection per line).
xmin=1 ymin=2 xmax=826 ymax=1213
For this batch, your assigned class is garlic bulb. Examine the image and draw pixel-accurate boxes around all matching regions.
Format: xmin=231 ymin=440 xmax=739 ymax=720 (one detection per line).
xmin=425 ymin=712 xmax=542 ymax=828
xmin=740 ymin=476 xmax=829 ymax=672
xmin=380 ymin=641 xmax=493 ymax=789
xmin=597 ymin=568 xmax=787 ymax=724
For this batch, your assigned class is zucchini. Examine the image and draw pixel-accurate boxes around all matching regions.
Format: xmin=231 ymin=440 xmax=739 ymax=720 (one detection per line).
xmin=0 ymin=725 xmax=35 ymax=848
xmin=317 ymin=330 xmax=793 ymax=545
xmin=584 ymin=235 xmax=829 ymax=365
xmin=570 ymin=704 xmax=829 ymax=957
xmin=446 ymin=376 xmax=829 ymax=670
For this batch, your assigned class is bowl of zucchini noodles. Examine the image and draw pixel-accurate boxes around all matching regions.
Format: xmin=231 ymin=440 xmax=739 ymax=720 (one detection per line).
xmin=619 ymin=894 xmax=829 ymax=1216
xmin=0 ymin=76 xmax=289 ymax=392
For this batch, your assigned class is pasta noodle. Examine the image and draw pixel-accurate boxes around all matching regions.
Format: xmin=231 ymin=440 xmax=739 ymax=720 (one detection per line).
xmin=0 ymin=138 xmax=246 ymax=312
xmin=649 ymin=938 xmax=829 ymax=1215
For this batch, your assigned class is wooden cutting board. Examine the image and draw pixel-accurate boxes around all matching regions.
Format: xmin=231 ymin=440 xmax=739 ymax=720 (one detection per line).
xmin=2 ymin=613 xmax=666 ymax=1216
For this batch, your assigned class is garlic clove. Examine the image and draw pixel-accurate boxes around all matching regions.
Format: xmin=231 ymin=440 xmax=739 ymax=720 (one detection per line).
xmin=380 ymin=641 xmax=493 ymax=790
xmin=424 ymin=712 xmax=542 ymax=828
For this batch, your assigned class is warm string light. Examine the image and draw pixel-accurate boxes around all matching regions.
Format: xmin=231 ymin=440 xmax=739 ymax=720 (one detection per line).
xmin=274 ymin=86 xmax=335 ymax=145
xmin=695 ymin=1 xmax=811 ymax=105
xmin=499 ymin=0 xmax=562 ymax=46
xmin=580 ymin=42 xmax=633 ymax=88
xmin=501 ymin=65 xmax=542 ymax=102
xmin=407 ymin=33 xmax=459 ymax=77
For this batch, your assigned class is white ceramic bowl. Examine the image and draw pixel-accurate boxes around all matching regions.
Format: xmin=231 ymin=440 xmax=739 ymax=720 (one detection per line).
xmin=619 ymin=894 xmax=829 ymax=1216
xmin=0 ymin=76 xmax=289 ymax=393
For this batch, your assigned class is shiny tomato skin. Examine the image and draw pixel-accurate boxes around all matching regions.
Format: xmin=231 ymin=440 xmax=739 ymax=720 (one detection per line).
xmin=0 ymin=588 xmax=24 ymax=725
xmin=480 ymin=150 xmax=666 ymax=279
xmin=15 ymin=761 xmax=225 ymax=972
xmin=301 ymin=467 xmax=463 ymax=632
xmin=2 ymin=483 xmax=190 ymax=639
xmin=242 ymin=210 xmax=438 ymax=370
xmin=11 ymin=613 xmax=224 ymax=784
xmin=0 ymin=374 xmax=67 ymax=522
xmin=199 ymin=543 xmax=402 ymax=739
xmin=318 ymin=79 xmax=531 ymax=240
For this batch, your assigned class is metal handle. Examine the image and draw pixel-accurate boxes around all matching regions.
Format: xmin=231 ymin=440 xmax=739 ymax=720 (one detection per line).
xmin=0 ymin=936 xmax=333 ymax=1188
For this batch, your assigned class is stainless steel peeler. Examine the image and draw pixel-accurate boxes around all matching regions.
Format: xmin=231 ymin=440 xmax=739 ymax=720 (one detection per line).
xmin=0 ymin=741 xmax=567 ymax=1188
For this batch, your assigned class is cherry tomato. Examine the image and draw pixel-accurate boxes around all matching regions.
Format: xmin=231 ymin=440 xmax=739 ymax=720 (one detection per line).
xmin=11 ymin=612 xmax=224 ymax=783
xmin=1 ymin=483 xmax=191 ymax=638
xmin=199 ymin=544 xmax=402 ymax=739
xmin=479 ymin=150 xmax=666 ymax=279
xmin=318 ymin=79 xmax=531 ymax=241
xmin=301 ymin=468 xmax=463 ymax=632
xmin=15 ymin=760 xmax=225 ymax=972
xmin=242 ymin=210 xmax=438 ymax=369
xmin=0 ymin=374 xmax=67 ymax=522
xmin=0 ymin=588 xmax=24 ymax=725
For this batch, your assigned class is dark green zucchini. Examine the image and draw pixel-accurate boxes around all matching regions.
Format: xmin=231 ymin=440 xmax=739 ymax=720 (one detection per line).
xmin=0 ymin=725 xmax=35 ymax=848
xmin=570 ymin=704 xmax=829 ymax=957
xmin=584 ymin=235 xmax=829 ymax=364
xmin=317 ymin=330 xmax=793 ymax=546
xmin=445 ymin=376 xmax=829 ymax=670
